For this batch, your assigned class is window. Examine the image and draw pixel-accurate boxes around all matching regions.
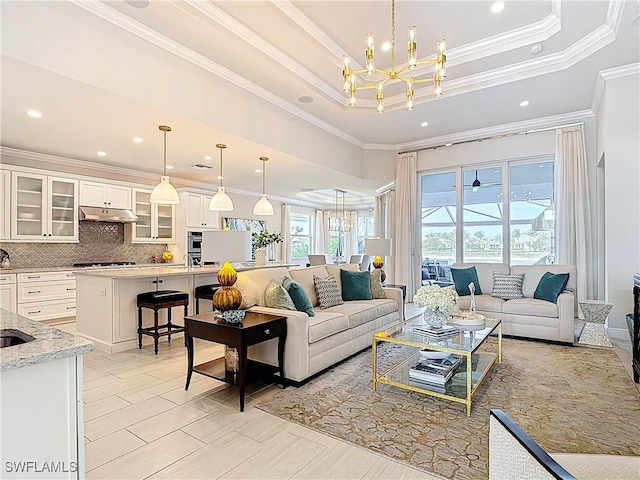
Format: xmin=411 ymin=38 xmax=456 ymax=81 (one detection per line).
xmin=421 ymin=171 xmax=457 ymax=265
xmin=356 ymin=213 xmax=374 ymax=254
xmin=290 ymin=212 xmax=313 ymax=262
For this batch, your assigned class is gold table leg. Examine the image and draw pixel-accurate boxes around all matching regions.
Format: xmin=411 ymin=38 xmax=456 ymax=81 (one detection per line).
xmin=466 ymin=351 xmax=472 ymax=416
xmin=372 ymin=337 xmax=377 ymax=392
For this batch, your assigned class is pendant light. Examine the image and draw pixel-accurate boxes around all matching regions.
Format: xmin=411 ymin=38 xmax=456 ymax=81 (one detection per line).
xmin=150 ymin=125 xmax=180 ymax=204
xmin=209 ymin=143 xmax=234 ymax=211
xmin=253 ymin=156 xmax=274 ymax=216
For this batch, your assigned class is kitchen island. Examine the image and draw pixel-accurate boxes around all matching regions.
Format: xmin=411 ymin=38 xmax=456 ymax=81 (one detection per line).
xmin=1 ymin=309 xmax=93 ymax=479
xmin=74 ymin=263 xmax=294 ymax=353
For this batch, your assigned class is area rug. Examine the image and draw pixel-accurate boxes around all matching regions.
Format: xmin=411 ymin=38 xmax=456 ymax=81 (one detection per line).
xmin=256 ymin=338 xmax=640 ymax=480
xmin=578 ymin=322 xmax=614 ymax=347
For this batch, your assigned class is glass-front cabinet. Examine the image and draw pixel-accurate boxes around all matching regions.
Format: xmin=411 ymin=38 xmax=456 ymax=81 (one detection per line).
xmin=130 ymin=188 xmax=175 ymax=243
xmin=1 ymin=170 xmax=10 ymax=240
xmin=11 ymin=172 xmax=78 ymax=242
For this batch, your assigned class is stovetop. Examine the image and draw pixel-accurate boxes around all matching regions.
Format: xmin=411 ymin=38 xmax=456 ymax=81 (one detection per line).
xmin=73 ymin=261 xmax=136 ymax=268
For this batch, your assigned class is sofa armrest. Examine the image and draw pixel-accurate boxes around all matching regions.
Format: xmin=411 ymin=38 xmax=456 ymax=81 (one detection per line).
xmin=383 ymin=287 xmax=404 ymax=321
xmin=557 ymin=291 xmax=575 ymax=343
xmin=246 ymin=306 xmax=311 ymax=381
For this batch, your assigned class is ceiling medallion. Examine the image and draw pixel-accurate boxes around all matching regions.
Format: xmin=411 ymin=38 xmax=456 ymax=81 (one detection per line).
xmin=341 ymin=0 xmax=447 ymax=112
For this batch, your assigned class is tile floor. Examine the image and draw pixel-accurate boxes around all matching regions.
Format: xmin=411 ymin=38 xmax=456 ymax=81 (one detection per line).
xmin=53 ymin=304 xmax=638 ymax=479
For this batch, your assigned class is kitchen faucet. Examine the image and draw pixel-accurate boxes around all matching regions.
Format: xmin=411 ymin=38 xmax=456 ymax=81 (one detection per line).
xmin=183 ymin=253 xmax=194 ymax=267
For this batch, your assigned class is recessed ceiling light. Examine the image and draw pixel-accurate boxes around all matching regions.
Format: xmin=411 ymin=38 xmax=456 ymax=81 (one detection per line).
xmin=204 ymin=155 xmax=212 ymax=161
xmin=166 ymin=165 xmax=174 ymax=170
xmin=298 ymin=96 xmax=314 ymax=104
xmin=420 ymin=121 xmax=429 ymax=127
xmin=133 ymin=137 xmax=143 ymax=144
xmin=490 ymin=1 xmax=505 ymax=13
xmin=217 ymin=175 xmax=223 ymax=180
xmin=381 ymin=42 xmax=391 ymax=51
xmin=254 ymin=169 xmax=261 ymax=174
xmin=445 ymin=143 xmax=453 ymax=147
xmin=519 ymin=100 xmax=530 ymax=107
xmin=97 ymin=151 xmax=107 ymax=157
xmin=125 ymin=0 xmax=149 ymax=7
xmin=530 ymin=44 xmax=543 ymax=54
xmin=26 ymin=110 xmax=43 ymax=118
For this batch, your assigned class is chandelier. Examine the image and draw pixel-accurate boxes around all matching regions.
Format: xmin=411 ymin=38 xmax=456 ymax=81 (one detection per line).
xmin=341 ymin=0 xmax=447 ymax=112
xmin=329 ymin=189 xmax=352 ymax=232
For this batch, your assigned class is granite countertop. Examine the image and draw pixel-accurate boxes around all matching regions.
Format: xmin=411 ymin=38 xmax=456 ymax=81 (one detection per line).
xmin=73 ymin=262 xmax=295 ymax=279
xmin=0 ymin=263 xmax=185 ymax=275
xmin=1 ymin=309 xmax=94 ymax=372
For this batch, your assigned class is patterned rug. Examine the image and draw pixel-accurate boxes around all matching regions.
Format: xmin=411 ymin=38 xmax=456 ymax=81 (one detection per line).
xmin=256 ymin=338 xmax=640 ymax=480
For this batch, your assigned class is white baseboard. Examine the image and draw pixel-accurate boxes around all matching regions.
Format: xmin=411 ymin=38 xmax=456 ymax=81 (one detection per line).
xmin=607 ymin=326 xmax=631 ymax=340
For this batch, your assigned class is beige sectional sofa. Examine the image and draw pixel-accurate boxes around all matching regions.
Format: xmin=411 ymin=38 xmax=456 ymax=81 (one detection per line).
xmin=235 ymin=264 xmax=404 ymax=384
xmin=452 ymin=263 xmax=577 ymax=343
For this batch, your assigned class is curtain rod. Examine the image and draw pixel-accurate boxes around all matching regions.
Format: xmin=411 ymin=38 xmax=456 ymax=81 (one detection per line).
xmin=398 ymin=122 xmax=584 ymax=155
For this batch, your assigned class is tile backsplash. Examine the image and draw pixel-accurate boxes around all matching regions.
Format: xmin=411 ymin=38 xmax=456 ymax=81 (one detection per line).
xmin=1 ymin=222 xmax=168 ymax=268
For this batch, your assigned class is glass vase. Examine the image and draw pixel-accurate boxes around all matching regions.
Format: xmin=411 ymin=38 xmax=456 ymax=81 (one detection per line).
xmin=423 ymin=307 xmax=449 ymax=328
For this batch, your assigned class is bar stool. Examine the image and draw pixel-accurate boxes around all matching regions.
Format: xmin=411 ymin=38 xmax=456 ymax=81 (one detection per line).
xmin=194 ymin=284 xmax=220 ymax=314
xmin=137 ymin=290 xmax=188 ymax=354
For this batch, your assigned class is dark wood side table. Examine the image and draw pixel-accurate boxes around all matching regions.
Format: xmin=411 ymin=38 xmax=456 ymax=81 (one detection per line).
xmin=184 ymin=311 xmax=287 ymax=411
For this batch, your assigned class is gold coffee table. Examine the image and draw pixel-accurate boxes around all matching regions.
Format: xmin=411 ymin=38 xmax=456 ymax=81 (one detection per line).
xmin=372 ymin=316 xmax=502 ymax=416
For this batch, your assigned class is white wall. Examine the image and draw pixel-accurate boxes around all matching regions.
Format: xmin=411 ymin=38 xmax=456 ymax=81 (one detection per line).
xmin=598 ymin=73 xmax=640 ymax=335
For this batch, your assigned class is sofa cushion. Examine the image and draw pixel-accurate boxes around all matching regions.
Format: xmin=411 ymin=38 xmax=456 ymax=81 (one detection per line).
xmin=511 ymin=265 xmax=576 ymax=298
xmin=340 ymin=269 xmax=372 ymax=301
xmin=313 ymin=275 xmax=344 ymax=309
xmin=236 ymin=267 xmax=289 ymax=308
xmin=283 ymin=276 xmax=314 ymax=317
xmin=323 ymin=302 xmax=377 ymax=328
xmin=289 ymin=265 xmax=328 ymax=307
xmin=265 ymin=279 xmax=296 ymax=311
xmin=326 ymin=263 xmax=359 ymax=293
xmin=502 ymin=297 xmax=559 ymax=318
xmin=534 ymin=272 xmax=570 ymax=303
xmin=351 ymin=298 xmax=398 ymax=318
xmin=457 ymin=294 xmax=504 ymax=313
xmin=491 ymin=272 xmax=525 ymax=300
xmin=308 ymin=311 xmax=350 ymax=343
xmin=453 ymin=263 xmax=510 ymax=296
xmin=451 ymin=266 xmax=482 ymax=295
xmin=370 ymin=269 xmax=386 ymax=299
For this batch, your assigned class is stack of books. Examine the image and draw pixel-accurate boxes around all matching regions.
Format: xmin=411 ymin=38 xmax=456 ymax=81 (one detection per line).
xmin=413 ymin=324 xmax=459 ymax=339
xmin=409 ymin=355 xmax=462 ymax=391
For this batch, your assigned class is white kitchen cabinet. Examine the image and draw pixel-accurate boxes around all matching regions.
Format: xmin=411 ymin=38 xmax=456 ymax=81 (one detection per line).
xmin=17 ymin=271 xmax=76 ymax=321
xmin=0 ymin=273 xmax=17 ymax=313
xmin=11 ymin=173 xmax=78 ymax=242
xmin=128 ymin=188 xmax=175 ymax=243
xmin=1 ymin=170 xmax=10 ymax=240
xmin=184 ymin=192 xmax=219 ymax=229
xmin=79 ymin=181 xmax=131 ymax=209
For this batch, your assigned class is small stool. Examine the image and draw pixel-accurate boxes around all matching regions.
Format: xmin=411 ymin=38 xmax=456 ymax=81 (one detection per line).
xmin=195 ymin=284 xmax=220 ymax=314
xmin=137 ymin=290 xmax=188 ymax=354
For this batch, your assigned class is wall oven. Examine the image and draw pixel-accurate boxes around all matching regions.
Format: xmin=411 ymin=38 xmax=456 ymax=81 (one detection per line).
xmin=187 ymin=231 xmax=202 ymax=263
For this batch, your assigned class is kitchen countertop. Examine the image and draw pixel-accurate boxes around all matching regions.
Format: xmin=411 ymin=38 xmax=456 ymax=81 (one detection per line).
xmin=0 ymin=309 xmax=94 ymax=372
xmin=0 ymin=263 xmax=185 ymax=275
xmin=73 ymin=262 xmax=296 ymax=279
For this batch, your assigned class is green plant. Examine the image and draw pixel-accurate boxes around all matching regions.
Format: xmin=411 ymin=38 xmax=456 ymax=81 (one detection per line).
xmin=252 ymin=230 xmax=284 ymax=248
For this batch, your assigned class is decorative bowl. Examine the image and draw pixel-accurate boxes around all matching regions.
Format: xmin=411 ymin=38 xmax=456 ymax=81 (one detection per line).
xmin=419 ymin=350 xmax=451 ymax=360
xmin=221 ymin=309 xmax=246 ymax=324
xmin=448 ymin=311 xmax=486 ymax=327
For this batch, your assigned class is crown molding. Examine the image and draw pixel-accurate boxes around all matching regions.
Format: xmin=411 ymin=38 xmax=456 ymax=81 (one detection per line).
xmin=591 ymin=62 xmax=640 ymax=113
xmin=396 ymin=110 xmax=595 ymax=151
xmin=69 ymin=0 xmax=365 ymax=149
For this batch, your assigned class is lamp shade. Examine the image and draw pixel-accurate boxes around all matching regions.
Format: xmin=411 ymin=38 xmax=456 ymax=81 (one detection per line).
xmin=365 ymin=238 xmax=392 ymax=256
xmin=209 ymin=186 xmax=234 ymax=211
xmin=202 ymin=230 xmax=252 ymax=264
xmin=150 ymin=176 xmax=180 ymax=204
xmin=253 ymin=194 xmax=274 ymax=215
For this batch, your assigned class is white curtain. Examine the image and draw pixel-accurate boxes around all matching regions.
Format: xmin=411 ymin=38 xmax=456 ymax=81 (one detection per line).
xmin=281 ymin=204 xmax=292 ymax=263
xmin=348 ymin=211 xmax=359 ymax=256
xmin=374 ymin=194 xmax=385 ymax=238
xmin=385 ymin=189 xmax=396 ymax=282
xmin=393 ymin=152 xmax=420 ymax=297
xmin=314 ymin=210 xmax=328 ymax=254
xmin=554 ymin=125 xmax=594 ymax=302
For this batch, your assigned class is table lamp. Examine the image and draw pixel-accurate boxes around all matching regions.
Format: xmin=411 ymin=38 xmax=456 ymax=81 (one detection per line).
xmin=365 ymin=238 xmax=392 ymax=284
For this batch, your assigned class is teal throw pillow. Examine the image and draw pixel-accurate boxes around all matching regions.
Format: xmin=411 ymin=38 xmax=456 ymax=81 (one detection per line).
xmin=451 ymin=266 xmax=482 ymax=296
xmin=341 ymin=269 xmax=372 ymax=301
xmin=282 ymin=276 xmax=315 ymax=317
xmin=533 ymin=271 xmax=570 ymax=303
xmin=265 ymin=279 xmax=296 ymax=311
xmin=370 ymin=269 xmax=386 ymax=299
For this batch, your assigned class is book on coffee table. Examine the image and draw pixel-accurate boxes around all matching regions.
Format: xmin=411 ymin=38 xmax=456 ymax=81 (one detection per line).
xmin=413 ymin=324 xmax=459 ymax=338
xmin=409 ymin=356 xmax=461 ymax=385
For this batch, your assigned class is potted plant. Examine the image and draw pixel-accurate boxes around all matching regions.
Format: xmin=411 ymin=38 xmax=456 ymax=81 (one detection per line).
xmin=251 ymin=230 xmax=284 ymax=265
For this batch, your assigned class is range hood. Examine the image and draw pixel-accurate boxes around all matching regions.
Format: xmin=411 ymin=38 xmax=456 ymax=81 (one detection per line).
xmin=79 ymin=206 xmax=138 ymax=223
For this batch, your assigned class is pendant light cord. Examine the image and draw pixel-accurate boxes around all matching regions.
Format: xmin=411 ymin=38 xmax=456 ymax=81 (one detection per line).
xmin=162 ymin=129 xmax=167 ymax=176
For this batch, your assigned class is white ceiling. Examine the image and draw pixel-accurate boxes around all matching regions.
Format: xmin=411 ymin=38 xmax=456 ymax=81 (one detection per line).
xmin=1 ymin=0 xmax=638 ymax=208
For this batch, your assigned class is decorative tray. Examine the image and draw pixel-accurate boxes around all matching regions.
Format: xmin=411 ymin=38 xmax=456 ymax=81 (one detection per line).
xmin=447 ymin=311 xmax=486 ymax=327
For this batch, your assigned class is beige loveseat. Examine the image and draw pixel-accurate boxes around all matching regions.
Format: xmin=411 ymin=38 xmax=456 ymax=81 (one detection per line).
xmin=452 ymin=263 xmax=577 ymax=343
xmin=235 ymin=264 xmax=404 ymax=384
